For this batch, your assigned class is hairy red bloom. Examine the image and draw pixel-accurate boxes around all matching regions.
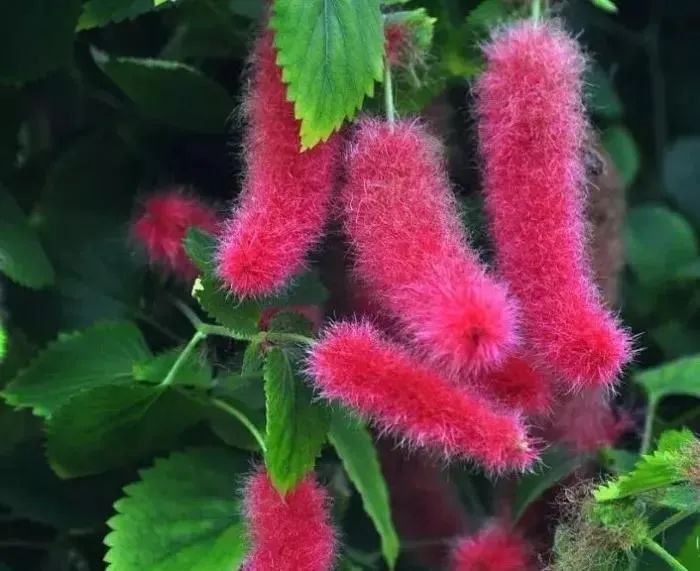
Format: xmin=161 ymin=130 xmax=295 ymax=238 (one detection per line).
xmin=308 ymin=321 xmax=534 ymax=471
xmin=476 ymin=21 xmax=631 ymax=388
xmin=243 ymin=469 xmax=335 ymax=571
xmin=217 ymin=29 xmax=340 ymax=297
xmin=132 ymin=191 xmax=219 ymax=280
xmin=341 ymin=119 xmax=517 ymax=377
xmin=451 ymin=526 xmax=534 ymax=571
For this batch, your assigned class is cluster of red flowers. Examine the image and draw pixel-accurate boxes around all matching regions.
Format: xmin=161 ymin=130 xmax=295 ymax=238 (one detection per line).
xmin=131 ymin=16 xmax=633 ymax=571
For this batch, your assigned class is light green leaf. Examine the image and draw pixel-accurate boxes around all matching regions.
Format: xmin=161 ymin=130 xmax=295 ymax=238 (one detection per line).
xmin=678 ymin=522 xmax=700 ymax=570
xmin=625 ymin=205 xmax=698 ymax=287
xmin=635 ymin=355 xmax=700 ymax=403
xmin=133 ymin=347 xmax=212 ymax=388
xmin=466 ymin=0 xmax=510 ymax=31
xmin=94 ymin=53 xmax=234 ymax=133
xmin=0 ymin=187 xmax=54 ymax=288
xmin=77 ymin=0 xmax=174 ymax=30
xmin=590 ymin=0 xmax=618 ymax=13
xmin=3 ymin=321 xmax=150 ymax=417
xmin=105 ymin=448 xmax=248 ymax=571
xmin=46 ymin=384 xmax=205 ymax=477
xmin=271 ymin=0 xmax=384 ymax=149
xmin=329 ymin=409 xmax=399 ymax=569
xmin=602 ymin=125 xmax=639 ymax=188
xmin=664 ymin=137 xmax=700 ymax=225
xmin=264 ymin=347 xmax=328 ymax=493
xmin=514 ymin=445 xmax=583 ymax=520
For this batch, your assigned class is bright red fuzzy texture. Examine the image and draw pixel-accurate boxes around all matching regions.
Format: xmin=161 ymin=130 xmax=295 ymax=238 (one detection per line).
xmin=342 ymin=119 xmax=517 ymax=377
xmin=132 ymin=192 xmax=219 ymax=281
xmin=308 ymin=321 xmax=534 ymax=471
xmin=243 ymin=469 xmax=335 ymax=571
xmin=476 ymin=21 xmax=631 ymax=388
xmin=451 ymin=527 xmax=534 ymax=571
xmin=217 ymin=29 xmax=340 ymax=297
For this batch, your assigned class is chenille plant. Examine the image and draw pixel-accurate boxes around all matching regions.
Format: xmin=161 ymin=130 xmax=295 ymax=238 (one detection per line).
xmin=0 ymin=0 xmax=698 ymax=570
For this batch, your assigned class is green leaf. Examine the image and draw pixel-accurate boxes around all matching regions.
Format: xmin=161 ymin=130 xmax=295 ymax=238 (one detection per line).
xmin=587 ymin=65 xmax=623 ymax=120
xmin=77 ymin=0 xmax=174 ymax=30
xmin=0 ymin=0 xmax=81 ymax=82
xmin=590 ymin=0 xmax=618 ymax=12
xmin=46 ymin=384 xmax=205 ymax=477
xmin=105 ymin=447 xmax=248 ymax=571
xmin=329 ymin=409 xmax=399 ymax=569
xmin=513 ymin=445 xmax=584 ymax=520
xmin=678 ymin=522 xmax=700 ymax=570
xmin=625 ymin=205 xmax=698 ymax=287
xmin=94 ymin=53 xmax=234 ymax=133
xmin=465 ymin=0 xmax=510 ymax=31
xmin=264 ymin=347 xmax=328 ymax=493
xmin=133 ymin=348 xmax=212 ymax=388
xmin=271 ymin=0 xmax=384 ymax=149
xmin=3 ymin=321 xmax=150 ymax=417
xmin=635 ymin=355 xmax=700 ymax=403
xmin=602 ymin=125 xmax=639 ymax=188
xmin=183 ymin=227 xmax=217 ymax=274
xmin=0 ymin=187 xmax=54 ymax=288
xmin=0 ymin=321 xmax=6 ymax=363
xmin=665 ymin=137 xmax=700 ymax=225
xmin=193 ymin=275 xmax=261 ymax=339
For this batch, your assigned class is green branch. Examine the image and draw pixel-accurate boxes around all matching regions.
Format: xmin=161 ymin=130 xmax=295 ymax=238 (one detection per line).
xmin=643 ymin=537 xmax=689 ymax=571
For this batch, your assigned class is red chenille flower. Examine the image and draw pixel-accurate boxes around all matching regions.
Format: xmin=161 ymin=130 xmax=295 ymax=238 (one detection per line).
xmin=132 ymin=191 xmax=218 ymax=280
xmin=451 ymin=526 xmax=534 ymax=571
xmin=308 ymin=321 xmax=534 ymax=471
xmin=341 ymin=119 xmax=517 ymax=377
xmin=476 ymin=21 xmax=631 ymax=388
xmin=243 ymin=469 xmax=335 ymax=571
xmin=217 ymin=28 xmax=340 ymax=297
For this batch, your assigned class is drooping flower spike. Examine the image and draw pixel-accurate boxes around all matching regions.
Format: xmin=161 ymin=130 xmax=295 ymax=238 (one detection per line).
xmin=451 ymin=526 xmax=534 ymax=571
xmin=308 ymin=321 xmax=535 ymax=472
xmin=341 ymin=119 xmax=517 ymax=377
xmin=476 ymin=21 xmax=631 ymax=388
xmin=217 ymin=27 xmax=340 ymax=297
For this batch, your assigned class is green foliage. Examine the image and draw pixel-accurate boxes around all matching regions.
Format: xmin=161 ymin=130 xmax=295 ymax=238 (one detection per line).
xmin=77 ymin=0 xmax=173 ymax=30
xmin=678 ymin=522 xmax=700 ymax=569
xmin=271 ymin=0 xmax=384 ymax=149
xmin=263 ymin=347 xmax=328 ymax=493
xmin=0 ymin=187 xmax=55 ymax=288
xmin=329 ymin=409 xmax=399 ymax=569
xmin=3 ymin=321 xmax=150 ymax=417
xmin=664 ymin=137 xmax=700 ymax=225
xmin=134 ymin=347 xmax=212 ymax=387
xmin=105 ymin=448 xmax=248 ymax=571
xmin=603 ymin=125 xmax=640 ymax=188
xmin=590 ymin=0 xmax=618 ymax=13
xmin=635 ymin=355 xmax=700 ymax=402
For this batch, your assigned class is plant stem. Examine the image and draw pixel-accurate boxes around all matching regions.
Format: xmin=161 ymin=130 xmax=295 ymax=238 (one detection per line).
xmin=643 ymin=537 xmax=689 ymax=571
xmin=531 ymin=0 xmax=542 ymax=21
xmin=651 ymin=509 xmax=697 ymax=538
xmin=211 ymin=398 xmax=267 ymax=453
xmin=641 ymin=397 xmax=658 ymax=454
xmin=384 ymin=57 xmax=396 ymax=125
xmin=171 ymin=297 xmax=204 ymax=329
xmin=161 ymin=330 xmax=205 ymax=387
xmin=263 ymin=331 xmax=316 ymax=347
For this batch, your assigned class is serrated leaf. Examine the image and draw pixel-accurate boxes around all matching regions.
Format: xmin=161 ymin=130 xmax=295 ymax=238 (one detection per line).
xmin=329 ymin=409 xmax=399 ymax=569
xmin=514 ymin=445 xmax=584 ymax=520
xmin=194 ymin=275 xmax=261 ymax=339
xmin=105 ymin=447 xmax=248 ymax=571
xmin=591 ymin=0 xmax=618 ymax=13
xmin=264 ymin=347 xmax=328 ymax=493
xmin=46 ymin=384 xmax=205 ymax=478
xmin=271 ymin=0 xmax=384 ymax=149
xmin=183 ymin=227 xmax=217 ymax=274
xmin=94 ymin=53 xmax=234 ymax=133
xmin=602 ymin=125 xmax=639 ymax=188
xmin=0 ymin=187 xmax=55 ymax=288
xmin=3 ymin=321 xmax=150 ymax=417
xmin=635 ymin=355 xmax=700 ymax=403
xmin=77 ymin=0 xmax=174 ymax=30
xmin=133 ymin=347 xmax=212 ymax=388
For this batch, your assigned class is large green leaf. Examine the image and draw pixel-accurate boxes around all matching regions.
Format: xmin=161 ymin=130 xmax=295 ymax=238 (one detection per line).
xmin=77 ymin=0 xmax=174 ymax=30
xmin=329 ymin=409 xmax=399 ymax=569
xmin=94 ymin=53 xmax=234 ymax=133
xmin=3 ymin=321 xmax=150 ymax=417
xmin=0 ymin=0 xmax=81 ymax=82
xmin=133 ymin=347 xmax=212 ymax=388
xmin=625 ymin=205 xmax=698 ymax=286
xmin=271 ymin=0 xmax=384 ymax=149
xmin=46 ymin=384 xmax=205 ymax=478
xmin=664 ymin=137 xmax=700 ymax=224
xmin=635 ymin=355 xmax=700 ymax=403
xmin=264 ymin=347 xmax=328 ymax=493
xmin=0 ymin=187 xmax=54 ymax=288
xmin=105 ymin=448 xmax=248 ymax=571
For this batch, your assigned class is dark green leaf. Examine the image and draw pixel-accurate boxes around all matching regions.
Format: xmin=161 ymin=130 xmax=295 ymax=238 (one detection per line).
xmin=635 ymin=355 xmax=700 ymax=403
xmin=271 ymin=0 xmax=384 ymax=148
xmin=133 ymin=347 xmax=212 ymax=388
xmin=193 ymin=275 xmax=261 ymax=339
xmin=3 ymin=321 xmax=150 ymax=417
xmin=0 ymin=187 xmax=54 ymax=288
xmin=0 ymin=0 xmax=81 ymax=82
xmin=602 ymin=125 xmax=639 ymax=187
xmin=77 ymin=0 xmax=174 ymax=30
xmin=105 ymin=448 xmax=248 ymax=570
xmin=46 ymin=384 xmax=205 ymax=477
xmin=94 ymin=52 xmax=234 ymax=133
xmin=264 ymin=347 xmax=328 ymax=493
xmin=329 ymin=409 xmax=399 ymax=569
xmin=678 ymin=522 xmax=700 ymax=569
xmin=183 ymin=227 xmax=217 ymax=274
xmin=664 ymin=137 xmax=700 ymax=225
xmin=587 ymin=65 xmax=623 ymax=120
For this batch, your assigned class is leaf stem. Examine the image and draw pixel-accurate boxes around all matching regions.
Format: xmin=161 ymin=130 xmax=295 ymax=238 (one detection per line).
xmin=161 ymin=330 xmax=205 ymax=387
xmin=531 ymin=0 xmax=542 ymax=21
xmin=650 ymin=509 xmax=697 ymax=538
xmin=384 ymin=57 xmax=396 ymax=125
xmin=211 ymin=398 xmax=267 ymax=453
xmin=641 ymin=397 xmax=658 ymax=454
xmin=643 ymin=537 xmax=689 ymax=571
